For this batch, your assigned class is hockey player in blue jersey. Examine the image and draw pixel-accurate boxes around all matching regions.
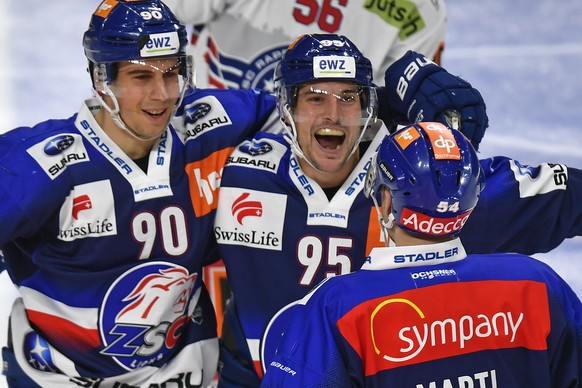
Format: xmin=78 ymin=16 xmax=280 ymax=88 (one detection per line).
xmin=0 ymin=0 xmax=280 ymax=386
xmin=262 ymin=122 xmax=582 ymax=387
xmin=213 ymin=34 xmax=582 ymax=386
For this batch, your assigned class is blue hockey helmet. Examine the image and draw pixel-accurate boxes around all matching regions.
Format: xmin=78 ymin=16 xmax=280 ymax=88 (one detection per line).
xmin=82 ymin=0 xmax=194 ymax=140
xmin=273 ymin=34 xmax=378 ymax=169
xmin=84 ymin=0 xmax=189 ymax=72
xmin=274 ymin=33 xmax=375 ymax=109
xmin=365 ymin=122 xmax=485 ymax=237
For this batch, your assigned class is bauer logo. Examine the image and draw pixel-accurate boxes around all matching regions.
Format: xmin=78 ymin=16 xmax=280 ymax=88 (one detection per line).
xmin=337 ymin=280 xmax=550 ymax=374
xmin=58 ymin=180 xmax=117 ymax=241
xmin=27 ymin=134 xmax=90 ymax=179
xmin=141 ymin=32 xmax=180 ymax=57
xmin=214 ymin=187 xmax=286 ymax=251
xmin=313 ymin=56 xmax=356 ymax=78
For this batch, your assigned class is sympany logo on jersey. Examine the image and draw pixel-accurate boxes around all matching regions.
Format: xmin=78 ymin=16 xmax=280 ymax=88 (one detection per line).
xmin=58 ymin=180 xmax=117 ymax=241
xmin=100 ymin=261 xmax=199 ymax=370
xmin=26 ymin=134 xmax=90 ymax=179
xmin=181 ymin=95 xmax=233 ymax=142
xmin=214 ymin=188 xmax=286 ymax=250
xmin=226 ymin=138 xmax=286 ymax=173
xmin=337 ymin=280 xmax=550 ymax=375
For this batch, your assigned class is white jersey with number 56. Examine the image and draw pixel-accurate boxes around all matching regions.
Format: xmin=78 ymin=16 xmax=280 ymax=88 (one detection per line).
xmin=163 ymin=0 xmax=447 ymax=90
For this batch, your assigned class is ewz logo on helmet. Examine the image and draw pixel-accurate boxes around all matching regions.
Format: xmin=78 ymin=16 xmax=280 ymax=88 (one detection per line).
xmin=141 ymin=32 xmax=180 ymax=57
xmin=314 ymin=56 xmax=356 ymax=78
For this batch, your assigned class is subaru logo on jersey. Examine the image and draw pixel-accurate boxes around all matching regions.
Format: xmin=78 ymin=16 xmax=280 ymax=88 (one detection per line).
xmin=22 ymin=331 xmax=58 ymax=373
xmin=184 ymin=102 xmax=212 ymax=124
xmin=239 ymin=140 xmax=273 ymax=156
xmin=181 ymin=96 xmax=232 ymax=142
xmin=214 ymin=187 xmax=286 ymax=251
xmin=27 ymin=134 xmax=90 ymax=179
xmin=43 ymin=134 xmax=75 ymax=155
xmin=100 ymin=262 xmax=199 ymax=369
xmin=58 ymin=180 xmax=117 ymax=241
xmin=140 ymin=31 xmax=180 ymax=57
xmin=313 ymin=56 xmax=356 ymax=78
xmin=226 ymin=138 xmax=284 ymax=173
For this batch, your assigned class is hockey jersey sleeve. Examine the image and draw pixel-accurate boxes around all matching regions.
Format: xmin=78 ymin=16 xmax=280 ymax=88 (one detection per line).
xmin=162 ymin=0 xmax=228 ymax=25
xmin=461 ymin=156 xmax=582 ymax=254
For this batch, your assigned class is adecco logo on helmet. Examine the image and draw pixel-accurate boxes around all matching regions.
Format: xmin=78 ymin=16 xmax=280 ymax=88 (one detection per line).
xmin=400 ymin=207 xmax=472 ymax=236
xmin=140 ymin=32 xmax=180 ymax=57
xmin=313 ymin=56 xmax=356 ymax=78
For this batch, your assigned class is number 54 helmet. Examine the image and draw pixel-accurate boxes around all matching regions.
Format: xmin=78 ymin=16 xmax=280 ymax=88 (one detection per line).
xmin=83 ymin=0 xmax=194 ymax=140
xmin=365 ymin=122 xmax=485 ymax=238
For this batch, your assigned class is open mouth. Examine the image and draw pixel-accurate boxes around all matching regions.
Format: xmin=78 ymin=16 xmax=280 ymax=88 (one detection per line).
xmin=144 ymin=108 xmax=168 ymax=118
xmin=315 ymin=128 xmax=345 ymax=150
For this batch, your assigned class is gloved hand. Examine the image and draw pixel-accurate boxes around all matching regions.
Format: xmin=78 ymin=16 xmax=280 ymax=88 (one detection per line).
xmin=380 ymin=50 xmax=488 ymax=150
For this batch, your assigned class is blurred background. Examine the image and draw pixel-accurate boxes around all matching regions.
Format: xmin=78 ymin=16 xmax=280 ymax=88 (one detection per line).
xmin=1 ymin=0 xmax=581 ymax=386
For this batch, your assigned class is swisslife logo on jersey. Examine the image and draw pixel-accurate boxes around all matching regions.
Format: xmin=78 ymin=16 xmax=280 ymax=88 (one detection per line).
xmin=337 ymin=280 xmax=550 ymax=375
xmin=58 ymin=180 xmax=117 ymax=241
xmin=214 ymin=188 xmax=286 ymax=250
xmin=27 ymin=133 xmax=90 ymax=179
xmin=180 ymin=96 xmax=233 ymax=142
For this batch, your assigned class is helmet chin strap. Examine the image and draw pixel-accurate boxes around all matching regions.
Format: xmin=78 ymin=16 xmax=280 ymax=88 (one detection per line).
xmin=94 ymin=84 xmax=161 ymax=142
xmin=281 ymin=104 xmax=375 ymax=174
xmin=370 ymin=190 xmax=395 ymax=247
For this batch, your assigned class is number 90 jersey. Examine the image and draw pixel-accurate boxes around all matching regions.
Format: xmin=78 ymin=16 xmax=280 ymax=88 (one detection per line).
xmin=163 ymin=0 xmax=447 ymax=90
xmin=0 ymin=89 xmax=275 ymax=386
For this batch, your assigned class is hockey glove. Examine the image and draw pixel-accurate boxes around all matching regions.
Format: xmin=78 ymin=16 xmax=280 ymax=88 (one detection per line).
xmin=381 ymin=50 xmax=488 ymax=150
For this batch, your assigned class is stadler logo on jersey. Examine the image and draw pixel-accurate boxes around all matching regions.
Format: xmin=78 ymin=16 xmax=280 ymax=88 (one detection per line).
xmin=181 ymin=96 xmax=232 ymax=142
xmin=337 ymin=280 xmax=550 ymax=374
xmin=100 ymin=262 xmax=199 ymax=370
xmin=214 ymin=187 xmax=286 ymax=251
xmin=27 ymin=134 xmax=90 ymax=179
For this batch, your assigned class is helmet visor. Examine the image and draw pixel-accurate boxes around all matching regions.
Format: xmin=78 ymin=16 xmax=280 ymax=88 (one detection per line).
xmin=101 ymin=55 xmax=194 ymax=102
xmin=288 ymin=83 xmax=375 ymax=127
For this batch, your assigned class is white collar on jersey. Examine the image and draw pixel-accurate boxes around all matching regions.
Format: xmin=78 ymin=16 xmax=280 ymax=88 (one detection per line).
xmin=362 ymin=238 xmax=467 ymax=271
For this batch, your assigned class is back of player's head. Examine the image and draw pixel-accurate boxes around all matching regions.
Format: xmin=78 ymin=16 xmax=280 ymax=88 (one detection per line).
xmin=365 ymin=122 xmax=485 ymax=237
xmin=274 ymin=34 xmax=375 ymax=110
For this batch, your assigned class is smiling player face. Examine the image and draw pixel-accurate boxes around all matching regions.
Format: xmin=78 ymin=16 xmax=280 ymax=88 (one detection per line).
xmin=292 ymin=81 xmax=365 ymax=177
